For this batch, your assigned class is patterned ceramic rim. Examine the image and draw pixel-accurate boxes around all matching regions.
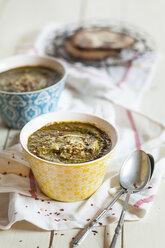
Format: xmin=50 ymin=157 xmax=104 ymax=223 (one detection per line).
xmin=0 ymin=54 xmax=67 ymax=95
xmin=20 ymin=111 xmax=119 ymax=167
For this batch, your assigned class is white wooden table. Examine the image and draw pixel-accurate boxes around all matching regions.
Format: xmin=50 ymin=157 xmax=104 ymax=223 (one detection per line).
xmin=0 ymin=0 xmax=165 ymax=247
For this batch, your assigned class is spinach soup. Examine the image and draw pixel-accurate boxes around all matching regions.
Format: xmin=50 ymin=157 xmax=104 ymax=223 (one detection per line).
xmin=0 ymin=66 xmax=62 ymax=92
xmin=27 ymin=122 xmax=112 ymax=164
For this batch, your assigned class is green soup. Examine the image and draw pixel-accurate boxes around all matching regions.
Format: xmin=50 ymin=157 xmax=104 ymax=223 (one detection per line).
xmin=27 ymin=122 xmax=112 ymax=164
xmin=0 ymin=66 xmax=62 ymax=92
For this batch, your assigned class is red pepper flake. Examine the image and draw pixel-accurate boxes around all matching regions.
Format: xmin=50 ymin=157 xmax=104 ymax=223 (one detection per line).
xmin=54 ymin=219 xmax=60 ymax=222
xmin=55 ymin=212 xmax=60 ymax=215
xmin=72 ymin=237 xmax=75 ymax=240
xmin=49 ymin=213 xmax=52 ymax=215
xmin=61 ymin=234 xmax=64 ymax=236
xmin=63 ymin=219 xmax=67 ymax=221
xmin=35 ymin=198 xmax=39 ymax=200
xmin=25 ymin=205 xmax=28 ymax=208
xmin=133 ymin=183 xmax=137 ymax=188
xmin=92 ymin=230 xmax=98 ymax=233
xmin=19 ymin=240 xmax=22 ymax=242
xmin=41 ymin=199 xmax=44 ymax=202
xmin=148 ymin=186 xmax=152 ymax=189
xmin=2 ymin=172 xmax=7 ymax=175
xmin=98 ymin=222 xmax=103 ymax=226
xmin=47 ymin=201 xmax=50 ymax=204
xmin=37 ymin=211 xmax=40 ymax=214
xmin=24 ymin=176 xmax=27 ymax=178
xmin=8 ymin=161 xmax=10 ymax=164
xmin=112 ymin=213 xmax=115 ymax=216
xmin=86 ymin=218 xmax=90 ymax=221
xmin=90 ymin=203 xmax=94 ymax=206
xmin=60 ymin=208 xmax=64 ymax=211
xmin=110 ymin=208 xmax=112 ymax=210
xmin=19 ymin=173 xmax=22 ymax=176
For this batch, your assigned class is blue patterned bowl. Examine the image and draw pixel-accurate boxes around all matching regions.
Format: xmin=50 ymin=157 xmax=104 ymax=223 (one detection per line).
xmin=0 ymin=55 xmax=67 ymax=129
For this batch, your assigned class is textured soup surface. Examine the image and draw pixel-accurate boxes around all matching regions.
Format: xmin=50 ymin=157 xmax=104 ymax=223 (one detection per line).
xmin=27 ymin=121 xmax=111 ymax=164
xmin=0 ymin=66 xmax=62 ymax=92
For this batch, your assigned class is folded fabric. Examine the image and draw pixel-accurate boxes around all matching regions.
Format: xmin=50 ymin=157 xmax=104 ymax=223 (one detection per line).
xmin=0 ymin=22 xmax=164 ymax=230
xmin=0 ymin=101 xmax=165 ymax=230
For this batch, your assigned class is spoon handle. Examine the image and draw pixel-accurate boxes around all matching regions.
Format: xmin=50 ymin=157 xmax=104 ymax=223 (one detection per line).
xmin=72 ymin=188 xmax=125 ymax=247
xmin=110 ymin=190 xmax=132 ymax=248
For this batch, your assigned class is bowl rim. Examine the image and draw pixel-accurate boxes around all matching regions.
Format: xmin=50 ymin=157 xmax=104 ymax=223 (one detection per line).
xmin=20 ymin=111 xmax=119 ymax=167
xmin=0 ymin=54 xmax=67 ymax=95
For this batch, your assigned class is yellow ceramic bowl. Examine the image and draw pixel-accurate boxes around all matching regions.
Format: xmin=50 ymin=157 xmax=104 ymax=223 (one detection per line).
xmin=20 ymin=112 xmax=119 ymax=202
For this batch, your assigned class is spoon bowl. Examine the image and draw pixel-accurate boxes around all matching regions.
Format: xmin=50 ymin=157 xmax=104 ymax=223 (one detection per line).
xmin=120 ymin=150 xmax=151 ymax=192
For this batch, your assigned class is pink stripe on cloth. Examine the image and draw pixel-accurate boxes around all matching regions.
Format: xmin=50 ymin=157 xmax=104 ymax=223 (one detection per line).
xmin=116 ymin=62 xmax=132 ymax=87
xmin=126 ymin=110 xmax=141 ymax=150
xmin=134 ymin=195 xmax=155 ymax=208
xmin=116 ymin=52 xmax=139 ymax=87
xmin=29 ymin=169 xmax=37 ymax=199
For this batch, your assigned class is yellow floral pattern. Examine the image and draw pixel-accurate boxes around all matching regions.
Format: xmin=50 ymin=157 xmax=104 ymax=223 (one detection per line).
xmin=25 ymin=151 xmax=113 ymax=202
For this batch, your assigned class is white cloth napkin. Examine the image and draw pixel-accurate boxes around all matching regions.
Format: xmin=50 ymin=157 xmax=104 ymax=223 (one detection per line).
xmin=0 ymin=22 xmax=164 ymax=231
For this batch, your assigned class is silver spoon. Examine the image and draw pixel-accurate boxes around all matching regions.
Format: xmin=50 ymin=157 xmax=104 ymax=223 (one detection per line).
xmin=72 ymin=150 xmax=152 ymax=247
xmin=110 ymin=150 xmax=151 ymax=248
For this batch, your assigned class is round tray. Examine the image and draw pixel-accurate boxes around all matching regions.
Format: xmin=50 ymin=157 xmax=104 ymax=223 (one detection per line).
xmin=45 ymin=20 xmax=155 ymax=67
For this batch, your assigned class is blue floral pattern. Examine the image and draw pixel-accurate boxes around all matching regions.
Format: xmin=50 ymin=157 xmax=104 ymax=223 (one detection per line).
xmin=0 ymin=78 xmax=66 ymax=129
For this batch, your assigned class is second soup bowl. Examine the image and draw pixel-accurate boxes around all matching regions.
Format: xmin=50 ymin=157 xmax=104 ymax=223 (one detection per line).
xmin=0 ymin=55 xmax=67 ymax=129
